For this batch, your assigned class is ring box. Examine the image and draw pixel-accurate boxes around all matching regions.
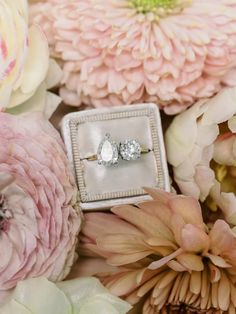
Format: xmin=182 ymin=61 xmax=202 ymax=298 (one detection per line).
xmin=61 ymin=103 xmax=170 ymax=210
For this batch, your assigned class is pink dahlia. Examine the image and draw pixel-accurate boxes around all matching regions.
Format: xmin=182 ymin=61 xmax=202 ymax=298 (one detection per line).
xmin=0 ymin=112 xmax=81 ymax=297
xmin=30 ymin=0 xmax=236 ymax=114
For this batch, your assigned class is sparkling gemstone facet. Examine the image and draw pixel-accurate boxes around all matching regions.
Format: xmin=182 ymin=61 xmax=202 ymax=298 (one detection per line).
xmin=120 ymin=140 xmax=141 ymax=161
xmin=97 ymin=134 xmax=119 ymax=166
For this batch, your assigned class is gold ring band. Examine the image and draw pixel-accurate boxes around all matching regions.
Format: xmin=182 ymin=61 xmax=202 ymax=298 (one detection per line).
xmin=85 ymin=147 xmax=151 ymax=161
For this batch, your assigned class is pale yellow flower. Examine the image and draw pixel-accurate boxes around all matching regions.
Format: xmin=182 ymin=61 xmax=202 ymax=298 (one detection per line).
xmin=0 ymin=0 xmax=61 ymax=118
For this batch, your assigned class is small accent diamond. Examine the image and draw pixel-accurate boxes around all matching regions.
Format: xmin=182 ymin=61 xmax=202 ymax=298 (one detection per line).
xmin=120 ymin=139 xmax=141 ymax=161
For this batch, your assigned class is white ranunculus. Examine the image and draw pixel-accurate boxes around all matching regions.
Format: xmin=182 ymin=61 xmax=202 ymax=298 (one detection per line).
xmin=0 ymin=0 xmax=61 ymax=118
xmin=165 ymin=87 xmax=236 ymax=225
xmin=0 ymin=277 xmax=132 ymax=314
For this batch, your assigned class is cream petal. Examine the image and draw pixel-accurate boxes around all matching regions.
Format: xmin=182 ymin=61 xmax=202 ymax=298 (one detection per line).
xmin=9 ymin=0 xmax=28 ymax=18
xmin=201 ymin=87 xmax=236 ymax=126
xmin=0 ymin=299 xmax=32 ymax=314
xmin=0 ymin=85 xmax=12 ymax=110
xmin=19 ymin=25 xmax=49 ymax=94
xmin=43 ymin=92 xmax=62 ymax=119
xmin=45 ymin=59 xmax=62 ymax=89
xmin=195 ymin=165 xmax=215 ymax=202
xmin=6 ymin=83 xmax=46 ymax=115
xmin=174 ymin=158 xmax=196 ymax=181
xmin=58 ymin=277 xmax=131 ymax=314
xmin=79 ymin=299 xmax=120 ymax=314
xmin=228 ymin=115 xmax=236 ymax=133
xmin=7 ymin=82 xmax=61 ymax=119
xmin=11 ymin=278 xmax=72 ymax=314
xmin=195 ymin=123 xmax=219 ymax=147
xmin=165 ymin=109 xmax=198 ymax=167
xmin=175 ymin=179 xmax=201 ymax=200
xmin=6 ymin=87 xmax=36 ymax=110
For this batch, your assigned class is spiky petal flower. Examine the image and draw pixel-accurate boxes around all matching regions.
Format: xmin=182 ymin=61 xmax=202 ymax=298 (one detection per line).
xmin=165 ymin=86 xmax=236 ymax=225
xmin=30 ymin=0 xmax=236 ymax=114
xmin=74 ymin=188 xmax=236 ymax=313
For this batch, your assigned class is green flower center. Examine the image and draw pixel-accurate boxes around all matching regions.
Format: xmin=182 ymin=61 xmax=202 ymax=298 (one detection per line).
xmin=129 ymin=0 xmax=191 ymax=17
xmin=131 ymin=0 xmax=176 ymax=12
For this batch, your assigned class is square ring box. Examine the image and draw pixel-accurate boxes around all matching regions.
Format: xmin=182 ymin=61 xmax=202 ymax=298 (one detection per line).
xmin=61 ymin=103 xmax=170 ymax=211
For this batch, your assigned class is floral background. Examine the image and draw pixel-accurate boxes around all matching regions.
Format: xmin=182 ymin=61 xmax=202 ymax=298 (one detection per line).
xmin=1 ymin=0 xmax=236 ymax=313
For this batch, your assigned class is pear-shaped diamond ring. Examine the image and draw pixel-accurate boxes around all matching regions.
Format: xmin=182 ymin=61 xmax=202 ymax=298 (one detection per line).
xmin=83 ymin=134 xmax=151 ymax=166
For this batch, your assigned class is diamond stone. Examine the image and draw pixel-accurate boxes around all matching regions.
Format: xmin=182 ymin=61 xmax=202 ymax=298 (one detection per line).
xmin=97 ymin=134 xmax=119 ymax=166
xmin=119 ymin=139 xmax=141 ymax=161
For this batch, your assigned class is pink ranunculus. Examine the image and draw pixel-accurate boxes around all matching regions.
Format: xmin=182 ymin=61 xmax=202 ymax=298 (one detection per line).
xmin=165 ymin=87 xmax=236 ymax=225
xmin=30 ymin=0 xmax=236 ymax=114
xmin=0 ymin=112 xmax=81 ymax=298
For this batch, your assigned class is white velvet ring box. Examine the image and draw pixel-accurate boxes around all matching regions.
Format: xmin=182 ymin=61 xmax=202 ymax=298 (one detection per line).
xmin=61 ymin=103 xmax=170 ymax=211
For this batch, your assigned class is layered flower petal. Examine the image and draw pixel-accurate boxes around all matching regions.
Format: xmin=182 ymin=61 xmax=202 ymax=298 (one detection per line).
xmin=72 ymin=188 xmax=236 ymax=313
xmin=0 ymin=277 xmax=131 ymax=314
xmin=0 ymin=112 xmax=81 ymax=297
xmin=30 ymin=0 xmax=236 ymax=114
xmin=166 ymin=87 xmax=236 ymax=224
xmin=0 ymin=0 xmax=61 ymax=117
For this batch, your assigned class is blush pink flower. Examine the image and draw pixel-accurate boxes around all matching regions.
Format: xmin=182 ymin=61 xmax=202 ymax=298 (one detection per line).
xmin=30 ymin=0 xmax=236 ymax=114
xmin=165 ymin=87 xmax=236 ymax=225
xmin=72 ymin=188 xmax=236 ymax=313
xmin=0 ymin=112 xmax=81 ymax=298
